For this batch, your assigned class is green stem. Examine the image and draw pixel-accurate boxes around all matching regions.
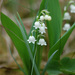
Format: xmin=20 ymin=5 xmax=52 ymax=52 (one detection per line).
xmin=31 ymin=29 xmax=38 ymax=75
xmin=31 ymin=47 xmax=37 ymax=75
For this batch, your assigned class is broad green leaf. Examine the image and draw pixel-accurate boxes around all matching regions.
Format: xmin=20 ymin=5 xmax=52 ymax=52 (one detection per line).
xmin=48 ymin=23 xmax=75 ymax=60
xmin=46 ymin=0 xmax=62 ymax=48
xmin=41 ymin=50 xmax=58 ymax=75
xmin=60 ymin=57 xmax=75 ymax=74
xmin=39 ymin=0 xmax=46 ymax=12
xmin=1 ymin=13 xmax=30 ymax=75
xmin=47 ymin=57 xmax=75 ymax=75
xmin=47 ymin=60 xmax=62 ymax=75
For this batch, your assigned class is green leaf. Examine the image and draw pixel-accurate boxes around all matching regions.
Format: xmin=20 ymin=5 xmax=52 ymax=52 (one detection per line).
xmin=48 ymin=23 xmax=75 ymax=60
xmin=47 ymin=60 xmax=62 ymax=75
xmin=46 ymin=57 xmax=75 ymax=75
xmin=39 ymin=0 xmax=46 ymax=12
xmin=41 ymin=50 xmax=58 ymax=75
xmin=1 ymin=13 xmax=30 ymax=75
xmin=46 ymin=0 xmax=62 ymax=48
xmin=60 ymin=57 xmax=75 ymax=74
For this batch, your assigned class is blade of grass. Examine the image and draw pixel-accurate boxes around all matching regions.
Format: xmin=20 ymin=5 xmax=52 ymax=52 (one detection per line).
xmin=15 ymin=16 xmax=40 ymax=75
xmin=17 ymin=12 xmax=27 ymax=38
xmin=9 ymin=47 xmax=26 ymax=75
xmin=41 ymin=50 xmax=58 ymax=75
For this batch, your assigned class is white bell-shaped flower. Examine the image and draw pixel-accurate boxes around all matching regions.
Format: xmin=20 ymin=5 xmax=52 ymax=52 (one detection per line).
xmin=63 ymin=23 xmax=70 ymax=31
xmin=38 ymin=39 xmax=47 ymax=46
xmin=40 ymin=16 xmax=45 ymax=21
xmin=39 ymin=26 xmax=46 ymax=34
xmin=63 ymin=12 xmax=71 ymax=20
xmin=34 ymin=21 xmax=40 ymax=29
xmin=70 ymin=5 xmax=74 ymax=8
xmin=70 ymin=5 xmax=75 ymax=13
xmin=45 ymin=15 xmax=49 ymax=20
xmin=27 ymin=36 xmax=36 ymax=44
xmin=41 ymin=23 xmax=47 ymax=29
xmin=45 ymin=15 xmax=51 ymax=21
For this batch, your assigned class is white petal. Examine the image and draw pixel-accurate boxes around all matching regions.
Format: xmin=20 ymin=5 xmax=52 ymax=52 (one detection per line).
xmin=41 ymin=44 xmax=43 ymax=46
xmin=27 ymin=40 xmax=29 ymax=42
xmin=45 ymin=43 xmax=47 ymax=45
xmin=48 ymin=16 xmax=52 ymax=21
xmin=38 ymin=43 xmax=40 ymax=45
xmin=45 ymin=27 xmax=47 ymax=29
xmin=45 ymin=15 xmax=49 ymax=20
xmin=29 ymin=41 xmax=31 ymax=43
xmin=32 ymin=42 xmax=35 ymax=44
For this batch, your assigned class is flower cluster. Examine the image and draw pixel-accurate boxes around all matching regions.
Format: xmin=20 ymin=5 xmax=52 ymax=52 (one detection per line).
xmin=63 ymin=0 xmax=75 ymax=31
xmin=27 ymin=10 xmax=51 ymax=46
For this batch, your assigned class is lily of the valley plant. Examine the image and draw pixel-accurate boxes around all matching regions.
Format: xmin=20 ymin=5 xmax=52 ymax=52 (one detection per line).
xmin=28 ymin=10 xmax=51 ymax=46
xmin=1 ymin=0 xmax=75 ymax=75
